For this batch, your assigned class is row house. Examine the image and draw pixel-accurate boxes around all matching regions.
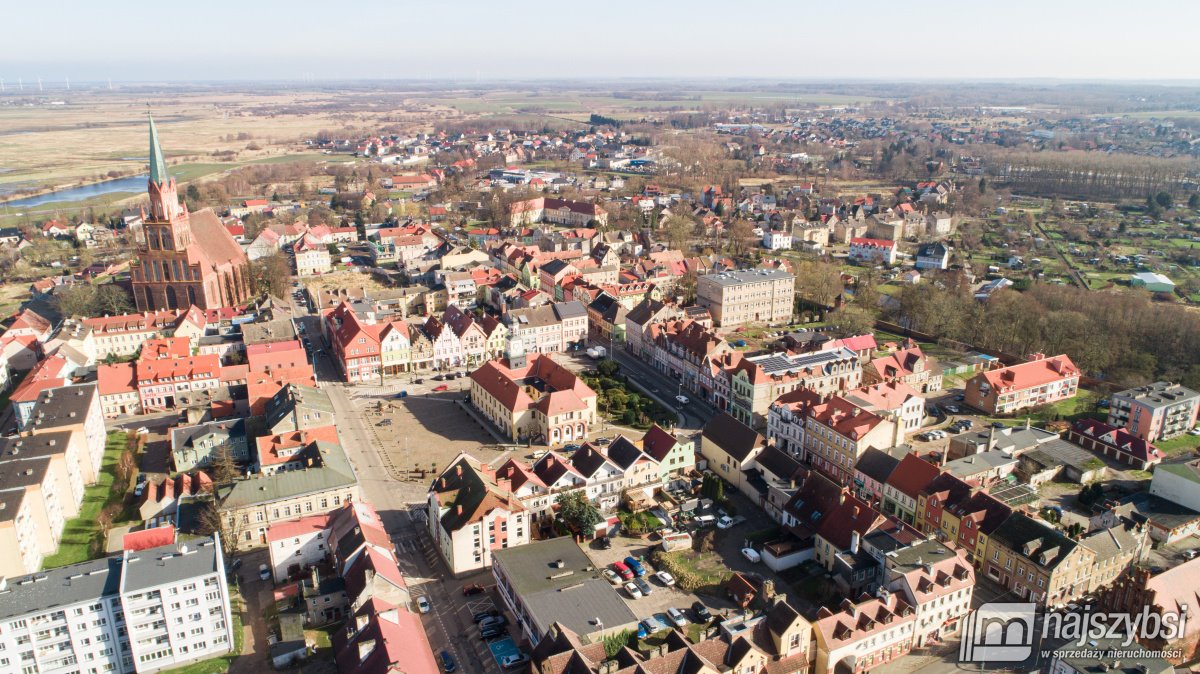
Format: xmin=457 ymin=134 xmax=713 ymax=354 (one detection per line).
xmin=964 ymin=353 xmax=1080 ymax=416
xmin=623 ymin=298 xmax=680 ymax=358
xmin=881 ymin=454 xmax=942 ymax=525
xmin=730 ymin=348 xmax=862 ymax=429
xmin=135 ymin=353 xmax=221 ymax=412
xmin=427 ymin=454 xmax=532 ymax=576
xmin=848 ymin=237 xmax=897 ymax=265
xmin=982 ymin=513 xmax=1094 ymax=605
xmin=843 ymin=381 xmax=926 ymax=436
xmin=813 ymin=592 xmax=916 ymax=674
xmin=865 ymin=342 xmax=942 ymax=393
xmin=504 ymin=301 xmax=588 ymax=354
xmin=804 ymin=395 xmax=899 ymax=486
xmin=647 ymin=319 xmax=732 ymax=401
xmin=81 ymin=308 xmax=200 ymax=359
xmin=883 ymin=540 xmax=975 ymax=647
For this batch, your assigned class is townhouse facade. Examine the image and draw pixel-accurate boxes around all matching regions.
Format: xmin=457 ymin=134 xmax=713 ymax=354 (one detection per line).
xmin=504 ymin=301 xmax=588 ymax=354
xmin=804 ymin=395 xmax=899 ymax=486
xmin=982 ymin=513 xmax=1095 ymax=605
xmin=427 ymin=454 xmax=532 ymax=576
xmin=468 ymin=354 xmax=598 ymax=447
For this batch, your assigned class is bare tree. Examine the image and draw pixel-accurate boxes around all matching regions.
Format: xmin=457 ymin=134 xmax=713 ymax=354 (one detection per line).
xmin=198 ymin=498 xmax=245 ymax=561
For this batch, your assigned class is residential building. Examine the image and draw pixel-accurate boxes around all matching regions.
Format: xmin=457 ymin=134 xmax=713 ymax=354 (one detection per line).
xmin=963 ymin=353 xmax=1080 ymax=416
xmin=467 ymin=354 xmax=598 ymax=446
xmin=638 ymin=424 xmax=695 ymax=484
xmin=0 ymin=535 xmax=233 ymax=674
xmin=982 ymin=512 xmax=1095 ymax=605
xmin=696 ymin=268 xmax=794 ymax=327
xmin=728 ymin=347 xmax=862 ymax=428
xmin=135 ymin=351 xmax=221 ymax=413
xmin=853 ymin=448 xmax=900 ymax=507
xmin=699 ymin=413 xmax=766 ymax=496
xmin=1093 ymin=560 xmax=1200 ymax=662
xmin=914 ymin=242 xmax=949 ymax=270
xmin=25 ymin=384 xmax=106 ymax=481
xmin=813 ymin=592 xmax=916 ymax=674
xmin=1079 ymin=519 xmax=1149 ymax=593
xmin=1047 ymin=639 xmax=1175 ymax=674
xmin=865 ymin=342 xmax=942 ymax=393
xmin=881 ymin=454 xmax=941 ymax=525
xmin=170 ymin=418 xmax=249 ymax=473
xmin=1107 ymin=381 xmax=1200 ymax=442
xmin=883 ymin=539 xmax=975 ymax=647
xmin=529 ymin=601 xmax=810 ymax=674
xmin=131 ymin=117 xmax=252 ymax=311
xmin=844 ymin=381 xmax=926 ymax=436
xmin=81 ymin=310 xmax=185 ymax=359
xmin=292 ymin=233 xmax=332 ymax=276
xmin=804 ymin=395 xmax=898 ymax=486
xmin=504 ymin=301 xmax=588 ymax=354
xmin=767 ymin=387 xmax=823 ymax=458
xmin=427 ymin=454 xmax=531 ymax=576
xmin=492 ymin=537 xmax=637 ymax=647
xmin=848 ymin=237 xmax=897 ymax=265
xmin=623 ymin=298 xmax=680 ymax=359
xmin=1090 ymin=493 xmax=1200 ymax=545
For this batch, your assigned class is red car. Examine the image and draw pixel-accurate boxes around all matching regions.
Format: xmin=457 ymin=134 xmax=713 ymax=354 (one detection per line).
xmin=432 ymin=384 xmax=449 ymax=392
xmin=611 ymin=561 xmax=634 ymax=581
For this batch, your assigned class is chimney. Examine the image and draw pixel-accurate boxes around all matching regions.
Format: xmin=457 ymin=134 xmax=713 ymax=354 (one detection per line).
xmin=850 ymin=531 xmax=861 ymax=554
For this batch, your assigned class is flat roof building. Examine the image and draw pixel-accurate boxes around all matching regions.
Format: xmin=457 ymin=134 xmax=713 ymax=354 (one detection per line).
xmin=696 ymin=268 xmax=794 ymax=327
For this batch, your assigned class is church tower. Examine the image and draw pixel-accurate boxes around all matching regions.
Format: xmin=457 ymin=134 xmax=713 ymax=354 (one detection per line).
xmin=130 ymin=114 xmax=252 ymax=312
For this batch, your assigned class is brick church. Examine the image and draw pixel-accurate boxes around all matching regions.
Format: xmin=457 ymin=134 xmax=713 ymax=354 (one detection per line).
xmin=130 ymin=116 xmax=252 ymax=311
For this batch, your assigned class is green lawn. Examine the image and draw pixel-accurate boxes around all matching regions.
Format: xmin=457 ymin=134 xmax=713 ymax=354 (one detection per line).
xmin=1157 ymin=433 xmax=1200 ymax=457
xmin=985 ymin=388 xmax=1104 ymax=426
xmin=159 ymin=591 xmax=246 ymax=674
xmin=41 ymin=432 xmax=133 ymax=569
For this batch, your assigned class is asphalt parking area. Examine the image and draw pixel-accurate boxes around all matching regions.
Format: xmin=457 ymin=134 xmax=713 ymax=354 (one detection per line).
xmin=581 ymin=534 xmax=726 ymax=620
xmin=487 ymin=637 xmax=520 ymax=668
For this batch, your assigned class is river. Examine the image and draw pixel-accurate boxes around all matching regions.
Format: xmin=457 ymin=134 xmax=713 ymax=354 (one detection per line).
xmin=3 ymin=174 xmax=148 ymax=208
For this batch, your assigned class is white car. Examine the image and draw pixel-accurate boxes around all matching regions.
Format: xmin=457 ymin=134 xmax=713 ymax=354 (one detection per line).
xmin=1183 ymin=549 xmax=1198 ymax=560
xmin=603 ymin=568 xmax=621 ymax=584
xmin=416 ymin=596 xmax=431 ymax=614
xmin=717 ymin=515 xmax=734 ymax=529
xmin=675 ymin=395 xmax=689 ymax=405
xmin=667 ymin=607 xmax=689 ymax=628
xmin=741 ymin=547 xmax=761 ymax=563
xmin=655 ymin=571 xmax=676 ymax=587
xmin=258 ymin=564 xmax=271 ymax=581
xmin=624 ymin=581 xmax=643 ymax=599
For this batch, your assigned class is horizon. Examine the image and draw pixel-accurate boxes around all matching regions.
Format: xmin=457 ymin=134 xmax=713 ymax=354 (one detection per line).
xmin=3 ymin=0 xmax=1198 ymax=83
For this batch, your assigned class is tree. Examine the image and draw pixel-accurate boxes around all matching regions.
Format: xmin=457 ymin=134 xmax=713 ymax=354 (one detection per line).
xmin=1154 ymin=191 xmax=1174 ymax=210
xmin=251 ymin=252 xmax=292 ymax=298
xmin=210 ymin=443 xmax=240 ymax=485
xmin=556 ymin=491 xmax=602 ymax=536
xmin=53 ymin=284 xmax=133 ymax=318
xmin=597 ymin=359 xmax=620 ymax=377
xmin=828 ymin=304 xmax=876 ymax=336
xmin=603 ymin=630 xmax=635 ymax=658
xmin=794 ymin=260 xmax=843 ymax=308
xmin=1188 ymin=193 xmax=1200 ymax=210
xmin=198 ymin=498 xmax=244 ymax=561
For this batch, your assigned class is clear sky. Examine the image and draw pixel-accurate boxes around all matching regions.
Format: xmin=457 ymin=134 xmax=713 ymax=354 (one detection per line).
xmin=3 ymin=0 xmax=1196 ymax=83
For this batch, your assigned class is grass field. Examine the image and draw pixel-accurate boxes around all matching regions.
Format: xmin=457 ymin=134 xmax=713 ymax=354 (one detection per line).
xmin=41 ymin=432 xmax=134 ymax=569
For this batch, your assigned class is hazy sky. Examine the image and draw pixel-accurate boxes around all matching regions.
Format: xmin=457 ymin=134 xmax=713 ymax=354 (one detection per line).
xmin=3 ymin=0 xmax=1197 ymax=83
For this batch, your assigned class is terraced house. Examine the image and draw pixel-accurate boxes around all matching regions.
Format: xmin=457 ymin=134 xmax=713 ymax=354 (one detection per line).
xmin=468 ymin=354 xmax=597 ymax=446
xmin=427 ymin=454 xmax=531 ymax=575
xmin=729 ymin=348 xmax=862 ymax=428
xmin=983 ymin=513 xmax=1095 ymax=605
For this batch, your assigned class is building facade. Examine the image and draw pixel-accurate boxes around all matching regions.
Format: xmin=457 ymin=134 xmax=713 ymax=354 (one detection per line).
xmin=1107 ymin=381 xmax=1200 ymax=442
xmin=696 ymin=269 xmax=794 ymax=327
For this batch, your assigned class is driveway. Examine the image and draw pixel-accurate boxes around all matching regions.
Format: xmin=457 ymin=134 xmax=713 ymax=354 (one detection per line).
xmin=228 ymin=547 xmax=273 ymax=674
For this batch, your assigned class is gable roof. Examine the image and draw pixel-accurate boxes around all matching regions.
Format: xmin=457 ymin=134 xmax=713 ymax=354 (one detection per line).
xmin=702 ymin=413 xmax=764 ymax=462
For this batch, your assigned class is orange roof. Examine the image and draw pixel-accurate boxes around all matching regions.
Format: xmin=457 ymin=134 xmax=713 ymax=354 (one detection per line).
xmin=267 ymin=513 xmax=332 ymax=542
xmin=979 ymin=354 xmax=1079 ymax=393
xmin=97 ymin=362 xmax=138 ymax=395
xmin=123 ymin=525 xmax=176 ymax=552
xmin=256 ymin=425 xmax=340 ymax=466
xmin=135 ymin=354 xmax=221 ymax=384
xmin=139 ymin=336 xmax=191 ymax=361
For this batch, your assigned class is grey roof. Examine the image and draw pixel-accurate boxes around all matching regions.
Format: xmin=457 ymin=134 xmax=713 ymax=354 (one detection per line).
xmin=553 ymin=300 xmax=587 ymax=320
xmin=242 ymin=318 xmax=299 ymax=345
xmin=122 ymin=536 xmax=223 ymax=593
xmin=990 ymin=513 xmax=1078 ymax=570
xmin=1115 ymin=493 xmax=1200 ymax=530
xmin=1078 ymin=522 xmax=1143 ymax=563
xmin=886 ymin=538 xmax=958 ymax=572
xmin=747 ymin=347 xmax=858 ymax=377
xmin=265 ymin=385 xmax=335 ymax=432
xmin=0 ymin=431 xmax=75 ymax=462
xmin=492 ymin=538 xmax=637 ymax=638
xmin=700 ymin=268 xmax=794 ymax=286
xmin=1112 ymin=381 xmax=1200 ymax=409
xmin=1022 ymin=439 xmax=1103 ymax=472
xmin=855 ymin=447 xmax=901 ymax=483
xmin=27 ymin=384 xmax=98 ymax=432
xmin=916 ymin=242 xmax=948 ymax=258
xmin=171 ymin=418 xmax=247 ymax=452
xmin=216 ymin=439 xmax=356 ymax=509
xmin=940 ymin=451 xmax=1017 ymax=479
xmin=0 ymin=555 xmax=123 ymax=621
xmin=702 ymin=413 xmax=764 ymax=462
xmin=951 ymin=425 xmax=1058 ymax=455
xmin=1156 ymin=460 xmax=1200 ymax=485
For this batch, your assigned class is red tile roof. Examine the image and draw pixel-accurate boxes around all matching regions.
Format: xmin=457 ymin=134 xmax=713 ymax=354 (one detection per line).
xmin=123 ymin=525 xmax=176 ymax=552
xmin=885 ymin=453 xmax=941 ymax=498
xmin=980 ymin=354 xmax=1079 ymax=393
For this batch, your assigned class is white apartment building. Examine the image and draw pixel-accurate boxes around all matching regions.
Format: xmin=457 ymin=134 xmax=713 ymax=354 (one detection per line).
xmin=0 ymin=536 xmax=232 ymax=674
xmin=696 ymin=268 xmax=794 ymax=327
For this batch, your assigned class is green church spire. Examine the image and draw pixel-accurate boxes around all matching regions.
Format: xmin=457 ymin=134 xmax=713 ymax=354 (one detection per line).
xmin=148 ymin=112 xmax=169 ymax=185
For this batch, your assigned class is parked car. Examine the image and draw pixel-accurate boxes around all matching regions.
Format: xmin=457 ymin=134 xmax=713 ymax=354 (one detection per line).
xmin=603 ymin=568 xmax=621 ymax=584
xmin=675 ymin=395 xmax=690 ymax=405
xmin=640 ymin=619 xmax=663 ymax=636
xmin=944 ymin=405 xmax=961 ymax=414
xmin=417 ymin=596 xmax=431 ymax=614
xmin=439 ymin=650 xmax=457 ymax=673
xmin=741 ymin=547 xmax=761 ymax=563
xmin=624 ymin=581 xmax=642 ymax=599
xmin=432 ymin=384 xmax=449 ymax=392
xmin=612 ymin=561 xmax=633 ymax=580
xmin=259 ymin=564 xmax=271 ymax=581
xmin=462 ymin=583 xmax=484 ymax=596
xmin=479 ymin=615 xmax=507 ymax=629
xmin=500 ymin=653 xmax=530 ymax=670
xmin=1183 ymin=549 xmax=1198 ymax=560
xmin=472 ymin=610 xmax=500 ymax=623
xmin=692 ymin=602 xmax=712 ymax=622
xmin=623 ymin=556 xmax=646 ymax=577
xmin=480 ymin=626 xmax=504 ymax=640
xmin=667 ymin=607 xmax=689 ymax=628
xmin=655 ymin=571 xmax=675 ymax=586
xmin=991 ymin=421 xmax=1007 ymax=429
xmin=634 ymin=577 xmax=653 ymax=596
xmin=378 ymin=418 xmax=393 ymax=426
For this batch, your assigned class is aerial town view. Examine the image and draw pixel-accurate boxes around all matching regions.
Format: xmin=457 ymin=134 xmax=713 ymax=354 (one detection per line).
xmin=2 ymin=3 xmax=1200 ymax=674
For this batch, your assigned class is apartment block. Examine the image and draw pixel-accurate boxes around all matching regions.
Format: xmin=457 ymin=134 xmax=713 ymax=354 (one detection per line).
xmin=0 ymin=535 xmax=232 ymax=674
xmin=1107 ymin=381 xmax=1200 ymax=442
xmin=696 ymin=268 xmax=794 ymax=327
xmin=964 ymin=354 xmax=1079 ymax=416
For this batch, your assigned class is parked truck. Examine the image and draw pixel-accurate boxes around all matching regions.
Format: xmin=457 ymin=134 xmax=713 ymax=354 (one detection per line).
xmin=586 ymin=346 xmax=608 ymax=360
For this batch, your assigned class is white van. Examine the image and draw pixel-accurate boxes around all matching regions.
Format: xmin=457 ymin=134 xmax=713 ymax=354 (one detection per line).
xmin=694 ymin=515 xmax=716 ymax=527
